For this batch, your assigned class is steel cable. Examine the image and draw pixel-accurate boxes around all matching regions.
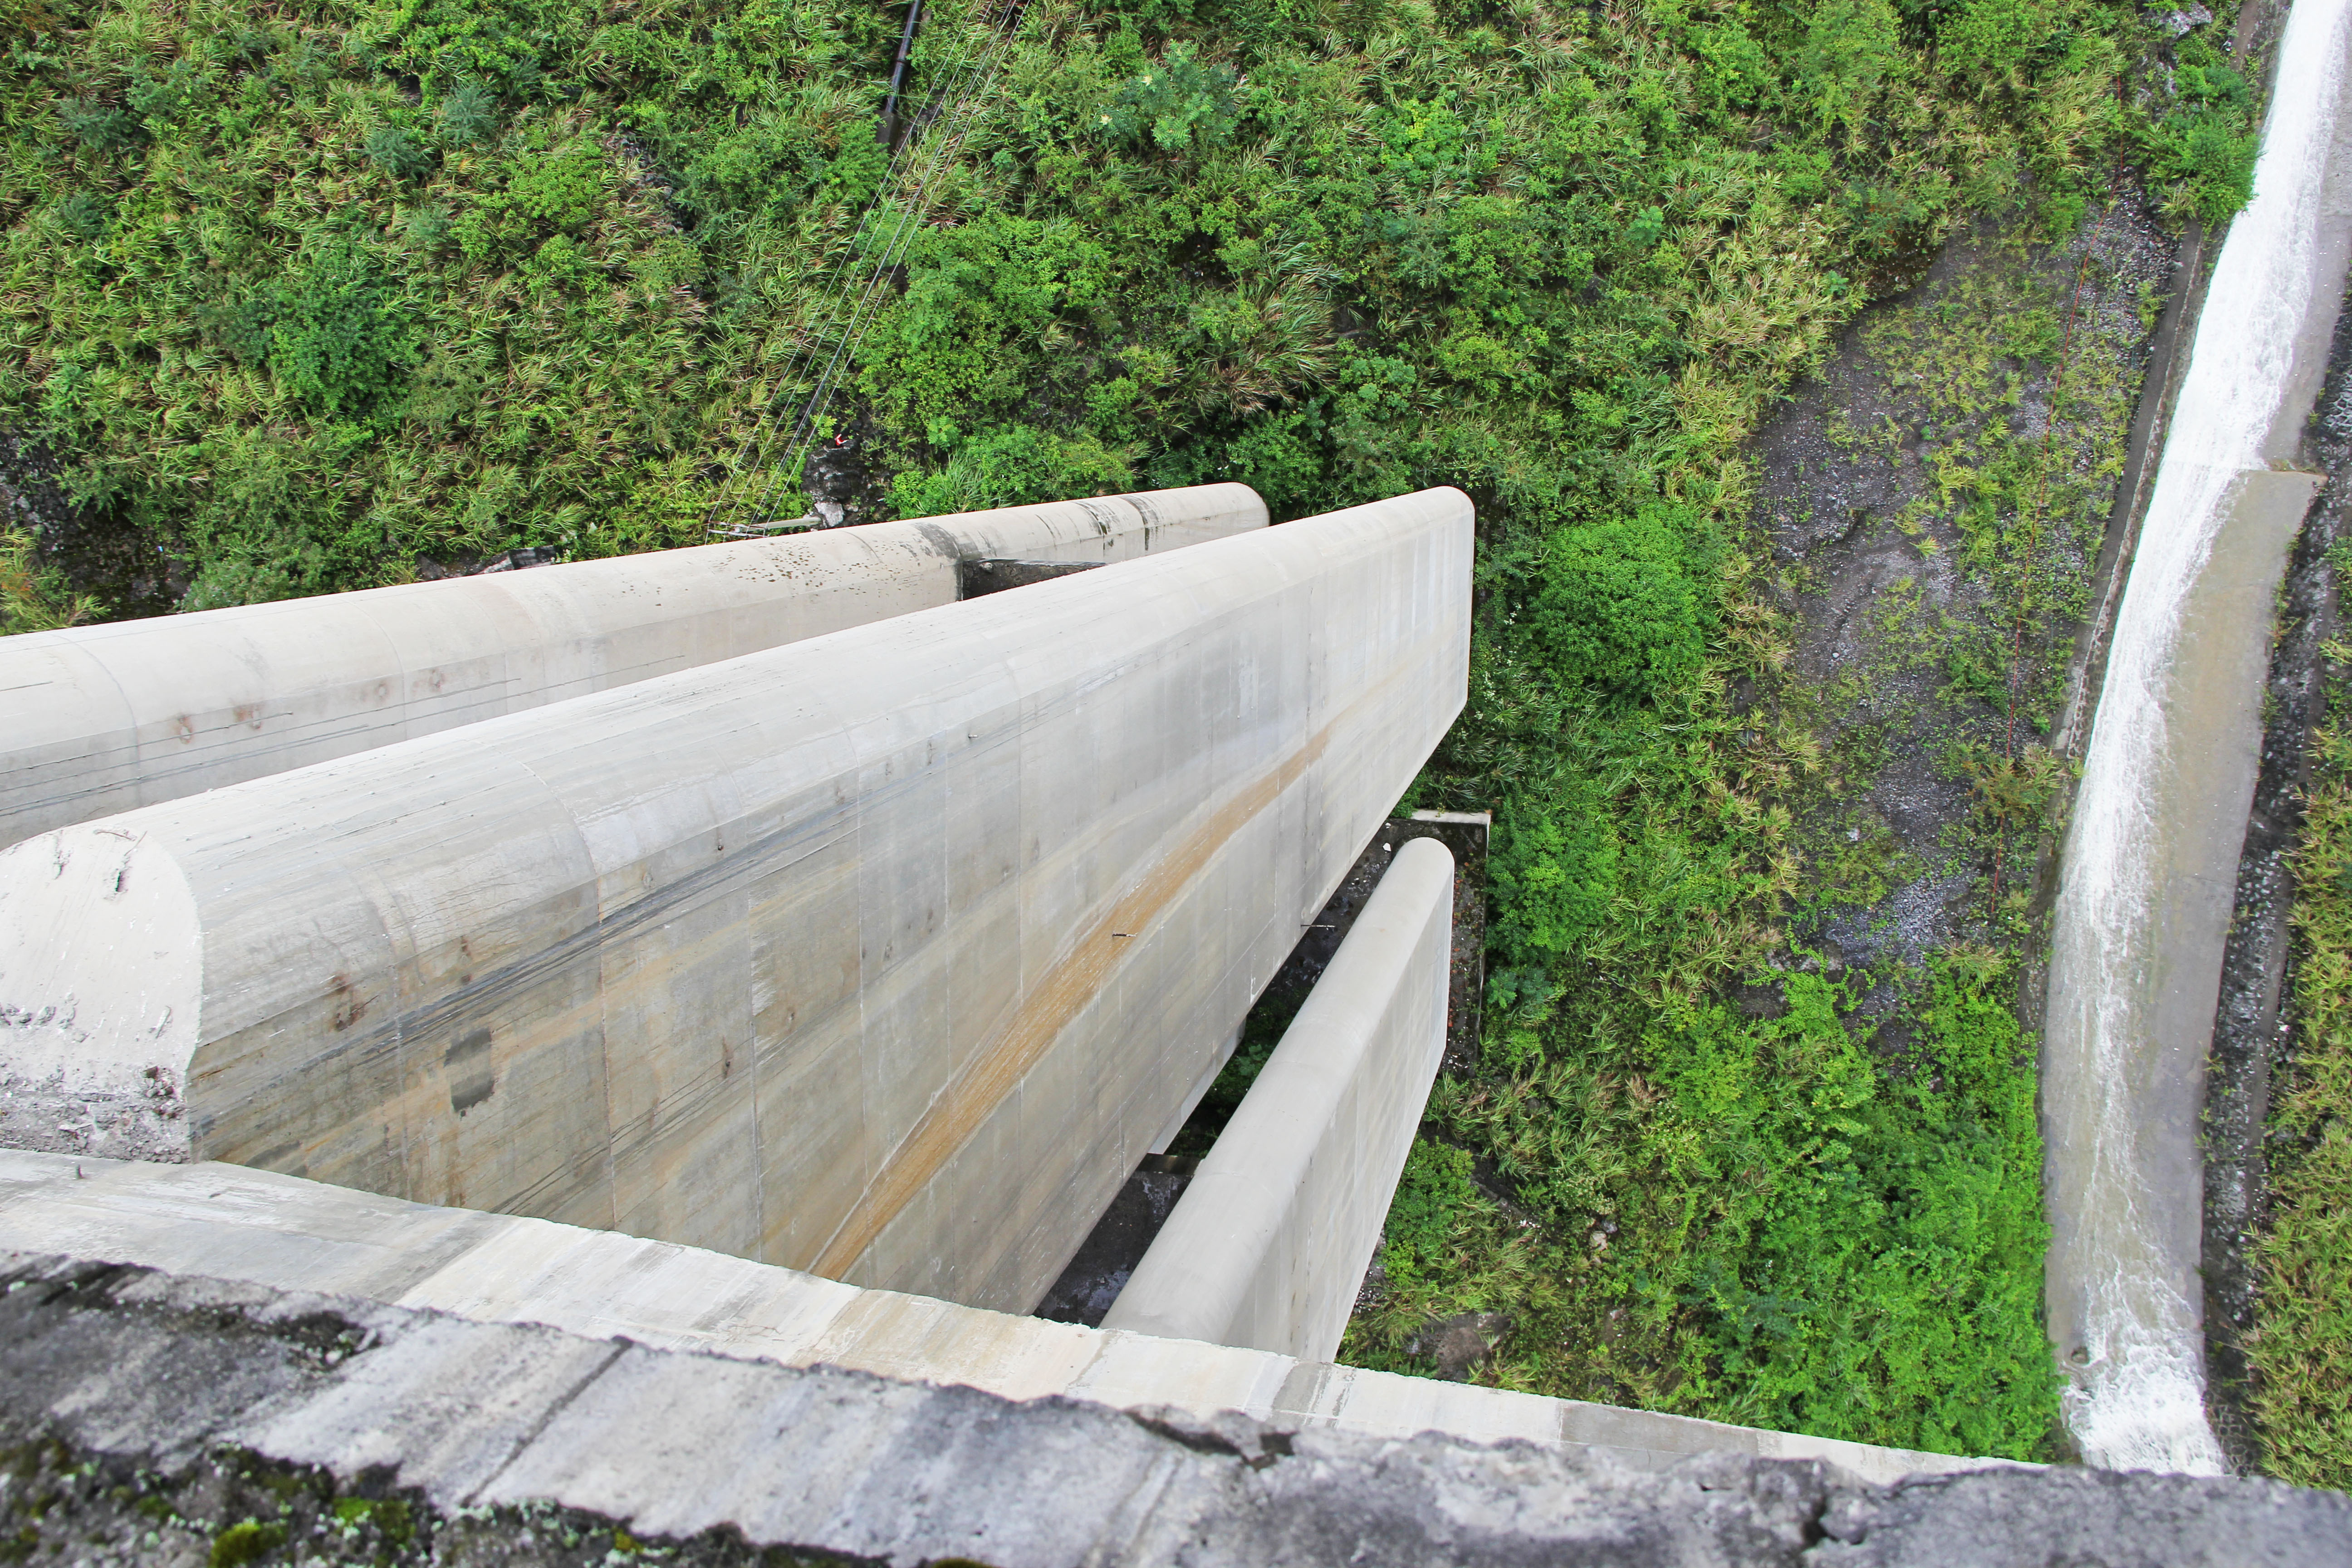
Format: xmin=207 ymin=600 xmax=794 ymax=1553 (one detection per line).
xmin=730 ymin=0 xmax=1020 ymax=532
xmin=698 ymin=0 xmax=1002 ymax=535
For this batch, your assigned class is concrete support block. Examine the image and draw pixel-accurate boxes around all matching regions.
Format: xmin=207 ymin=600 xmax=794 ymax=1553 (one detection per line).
xmin=1103 ymin=837 xmax=1453 ymax=1361
xmin=0 ymin=485 xmax=1264 ymax=848
xmin=0 ymin=489 xmax=1470 ymax=1315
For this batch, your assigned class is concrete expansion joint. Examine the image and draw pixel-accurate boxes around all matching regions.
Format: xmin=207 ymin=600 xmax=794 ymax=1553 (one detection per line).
xmin=457 ymin=1337 xmax=631 ymax=1510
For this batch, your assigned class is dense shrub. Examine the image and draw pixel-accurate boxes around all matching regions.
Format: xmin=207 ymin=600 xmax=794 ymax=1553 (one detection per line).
xmin=1488 ymin=784 xmax=1620 ymax=970
xmin=2136 ymin=32 xmax=2260 ymax=227
xmin=888 ymin=424 xmax=1134 ymax=516
xmin=1529 ymin=510 xmax=1708 ymax=701
xmin=266 ymin=242 xmax=422 ymax=425
xmin=1380 ymin=1140 xmax=1478 ymax=1288
xmin=2250 ymin=684 xmax=2352 ymax=1487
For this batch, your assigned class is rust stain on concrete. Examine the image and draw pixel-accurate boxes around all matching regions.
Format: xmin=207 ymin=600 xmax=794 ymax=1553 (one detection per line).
xmin=806 ymin=720 xmax=1335 ymax=1280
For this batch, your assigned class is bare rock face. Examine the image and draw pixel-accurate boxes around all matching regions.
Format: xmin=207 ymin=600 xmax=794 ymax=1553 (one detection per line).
xmin=2 ymin=1252 xmax=2346 ymax=1568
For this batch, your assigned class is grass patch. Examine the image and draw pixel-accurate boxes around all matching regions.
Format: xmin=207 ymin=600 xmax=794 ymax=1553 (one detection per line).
xmin=2248 ymin=669 xmax=2352 ymax=1489
xmin=0 ymin=525 xmax=100 ymax=632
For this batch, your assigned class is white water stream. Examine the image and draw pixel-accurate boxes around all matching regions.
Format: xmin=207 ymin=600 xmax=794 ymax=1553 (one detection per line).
xmin=2045 ymin=0 xmax=2352 ymax=1474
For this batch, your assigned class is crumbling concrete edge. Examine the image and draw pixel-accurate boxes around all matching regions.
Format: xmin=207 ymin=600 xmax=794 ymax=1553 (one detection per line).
xmin=3 ymin=1251 xmax=2347 ymax=1568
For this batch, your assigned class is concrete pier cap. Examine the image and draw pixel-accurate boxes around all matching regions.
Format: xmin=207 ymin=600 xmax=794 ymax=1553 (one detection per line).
xmin=0 ymin=486 xmax=1472 ymax=1314
xmin=1105 ymin=835 xmax=1454 ymax=1361
xmin=0 ymin=484 xmax=1265 ymax=849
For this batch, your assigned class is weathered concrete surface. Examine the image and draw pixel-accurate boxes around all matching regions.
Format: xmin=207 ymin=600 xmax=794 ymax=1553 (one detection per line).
xmin=5 ymin=1251 xmax=2347 ymax=1568
xmin=0 ymin=485 xmax=1264 ymax=849
xmin=0 ymin=490 xmax=1467 ymax=1314
xmin=0 ymin=1150 xmax=2006 ymax=1484
xmin=1105 ymin=838 xmax=1453 ymax=1361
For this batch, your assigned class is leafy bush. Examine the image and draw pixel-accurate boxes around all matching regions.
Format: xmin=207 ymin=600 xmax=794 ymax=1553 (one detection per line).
xmin=507 ymin=135 xmax=605 ymax=233
xmin=2249 ymin=702 xmax=2352 ymax=1489
xmin=2133 ymin=27 xmax=2260 ymax=227
xmin=1099 ymin=47 xmax=1236 ymax=155
xmin=1489 ymin=783 xmax=1621 ymax=970
xmin=1649 ymin=966 xmax=2056 ymax=1454
xmin=57 ymin=95 xmax=137 ymax=155
xmin=265 ymin=243 xmax=421 ymax=424
xmin=1529 ymin=509 xmax=1707 ymax=701
xmin=1939 ymin=0 xmax=2056 ymax=83
xmin=1793 ymin=0 xmax=1904 ymax=133
xmin=49 ymin=189 xmax=108 ymax=241
xmin=364 ymin=123 xmax=434 ymax=181
xmin=889 ymin=424 xmax=1135 ymax=518
xmin=1381 ymin=1140 xmax=1478 ymax=1287
xmin=434 ymin=82 xmax=499 ymax=147
xmin=1362 ymin=960 xmax=2058 ymax=1457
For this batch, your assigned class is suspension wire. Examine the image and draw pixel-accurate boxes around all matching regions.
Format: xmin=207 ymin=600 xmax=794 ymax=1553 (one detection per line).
xmin=699 ymin=13 xmax=995 ymax=535
xmin=698 ymin=0 xmax=1001 ymax=536
xmin=730 ymin=12 xmax=1010 ymax=532
xmin=698 ymin=4 xmax=995 ymax=521
xmin=726 ymin=0 xmax=1020 ymax=534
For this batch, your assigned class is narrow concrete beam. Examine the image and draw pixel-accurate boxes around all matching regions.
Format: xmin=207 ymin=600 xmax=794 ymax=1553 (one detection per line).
xmin=0 ymin=489 xmax=1469 ymax=1314
xmin=0 ymin=485 xmax=1264 ymax=848
xmin=1103 ymin=837 xmax=1452 ymax=1361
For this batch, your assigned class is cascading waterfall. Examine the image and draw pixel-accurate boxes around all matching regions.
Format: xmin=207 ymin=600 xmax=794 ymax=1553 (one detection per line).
xmin=2046 ymin=0 xmax=2352 ymax=1475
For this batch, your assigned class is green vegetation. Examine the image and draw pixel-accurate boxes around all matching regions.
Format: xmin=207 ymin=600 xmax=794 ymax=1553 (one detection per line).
xmin=2 ymin=0 xmax=2264 ymax=1460
xmin=2249 ymin=635 xmax=2352 ymax=1490
xmin=0 ymin=524 xmax=99 ymax=631
xmin=1354 ymin=950 xmax=2058 ymax=1453
xmin=208 ymin=1518 xmax=287 ymax=1568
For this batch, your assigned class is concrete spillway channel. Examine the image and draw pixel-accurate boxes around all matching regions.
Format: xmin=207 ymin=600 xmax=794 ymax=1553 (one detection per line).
xmin=0 ymin=485 xmax=1263 ymax=848
xmin=2043 ymin=0 xmax=2352 ymax=1472
xmin=0 ymin=489 xmax=1470 ymax=1314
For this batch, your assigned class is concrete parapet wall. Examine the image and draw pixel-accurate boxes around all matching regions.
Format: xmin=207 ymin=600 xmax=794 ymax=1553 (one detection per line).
xmin=0 ymin=1150 xmax=2017 ymax=1485
xmin=0 ymin=485 xmax=1264 ymax=848
xmin=21 ymin=1248 xmax=2304 ymax=1568
xmin=1104 ymin=837 xmax=1453 ymax=1361
xmin=0 ymin=489 xmax=1468 ymax=1313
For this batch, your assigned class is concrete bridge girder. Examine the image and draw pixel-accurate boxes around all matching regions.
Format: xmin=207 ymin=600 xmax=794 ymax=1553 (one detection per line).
xmin=1106 ymin=835 xmax=1455 ymax=1362
xmin=0 ymin=487 xmax=1473 ymax=1316
xmin=0 ymin=485 xmax=1265 ymax=850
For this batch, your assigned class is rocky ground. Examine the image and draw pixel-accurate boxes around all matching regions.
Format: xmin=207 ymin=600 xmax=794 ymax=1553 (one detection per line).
xmin=1745 ymin=196 xmax=2179 ymax=1039
xmin=0 ymin=431 xmax=181 ymax=621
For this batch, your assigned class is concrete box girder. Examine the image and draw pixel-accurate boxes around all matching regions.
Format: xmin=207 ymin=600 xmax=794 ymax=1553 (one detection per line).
xmin=0 ymin=488 xmax=1470 ymax=1314
xmin=0 ymin=485 xmax=1264 ymax=849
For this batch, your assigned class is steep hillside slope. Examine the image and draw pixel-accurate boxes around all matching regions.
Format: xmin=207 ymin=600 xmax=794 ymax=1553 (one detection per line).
xmin=0 ymin=0 xmax=2261 ymax=1458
